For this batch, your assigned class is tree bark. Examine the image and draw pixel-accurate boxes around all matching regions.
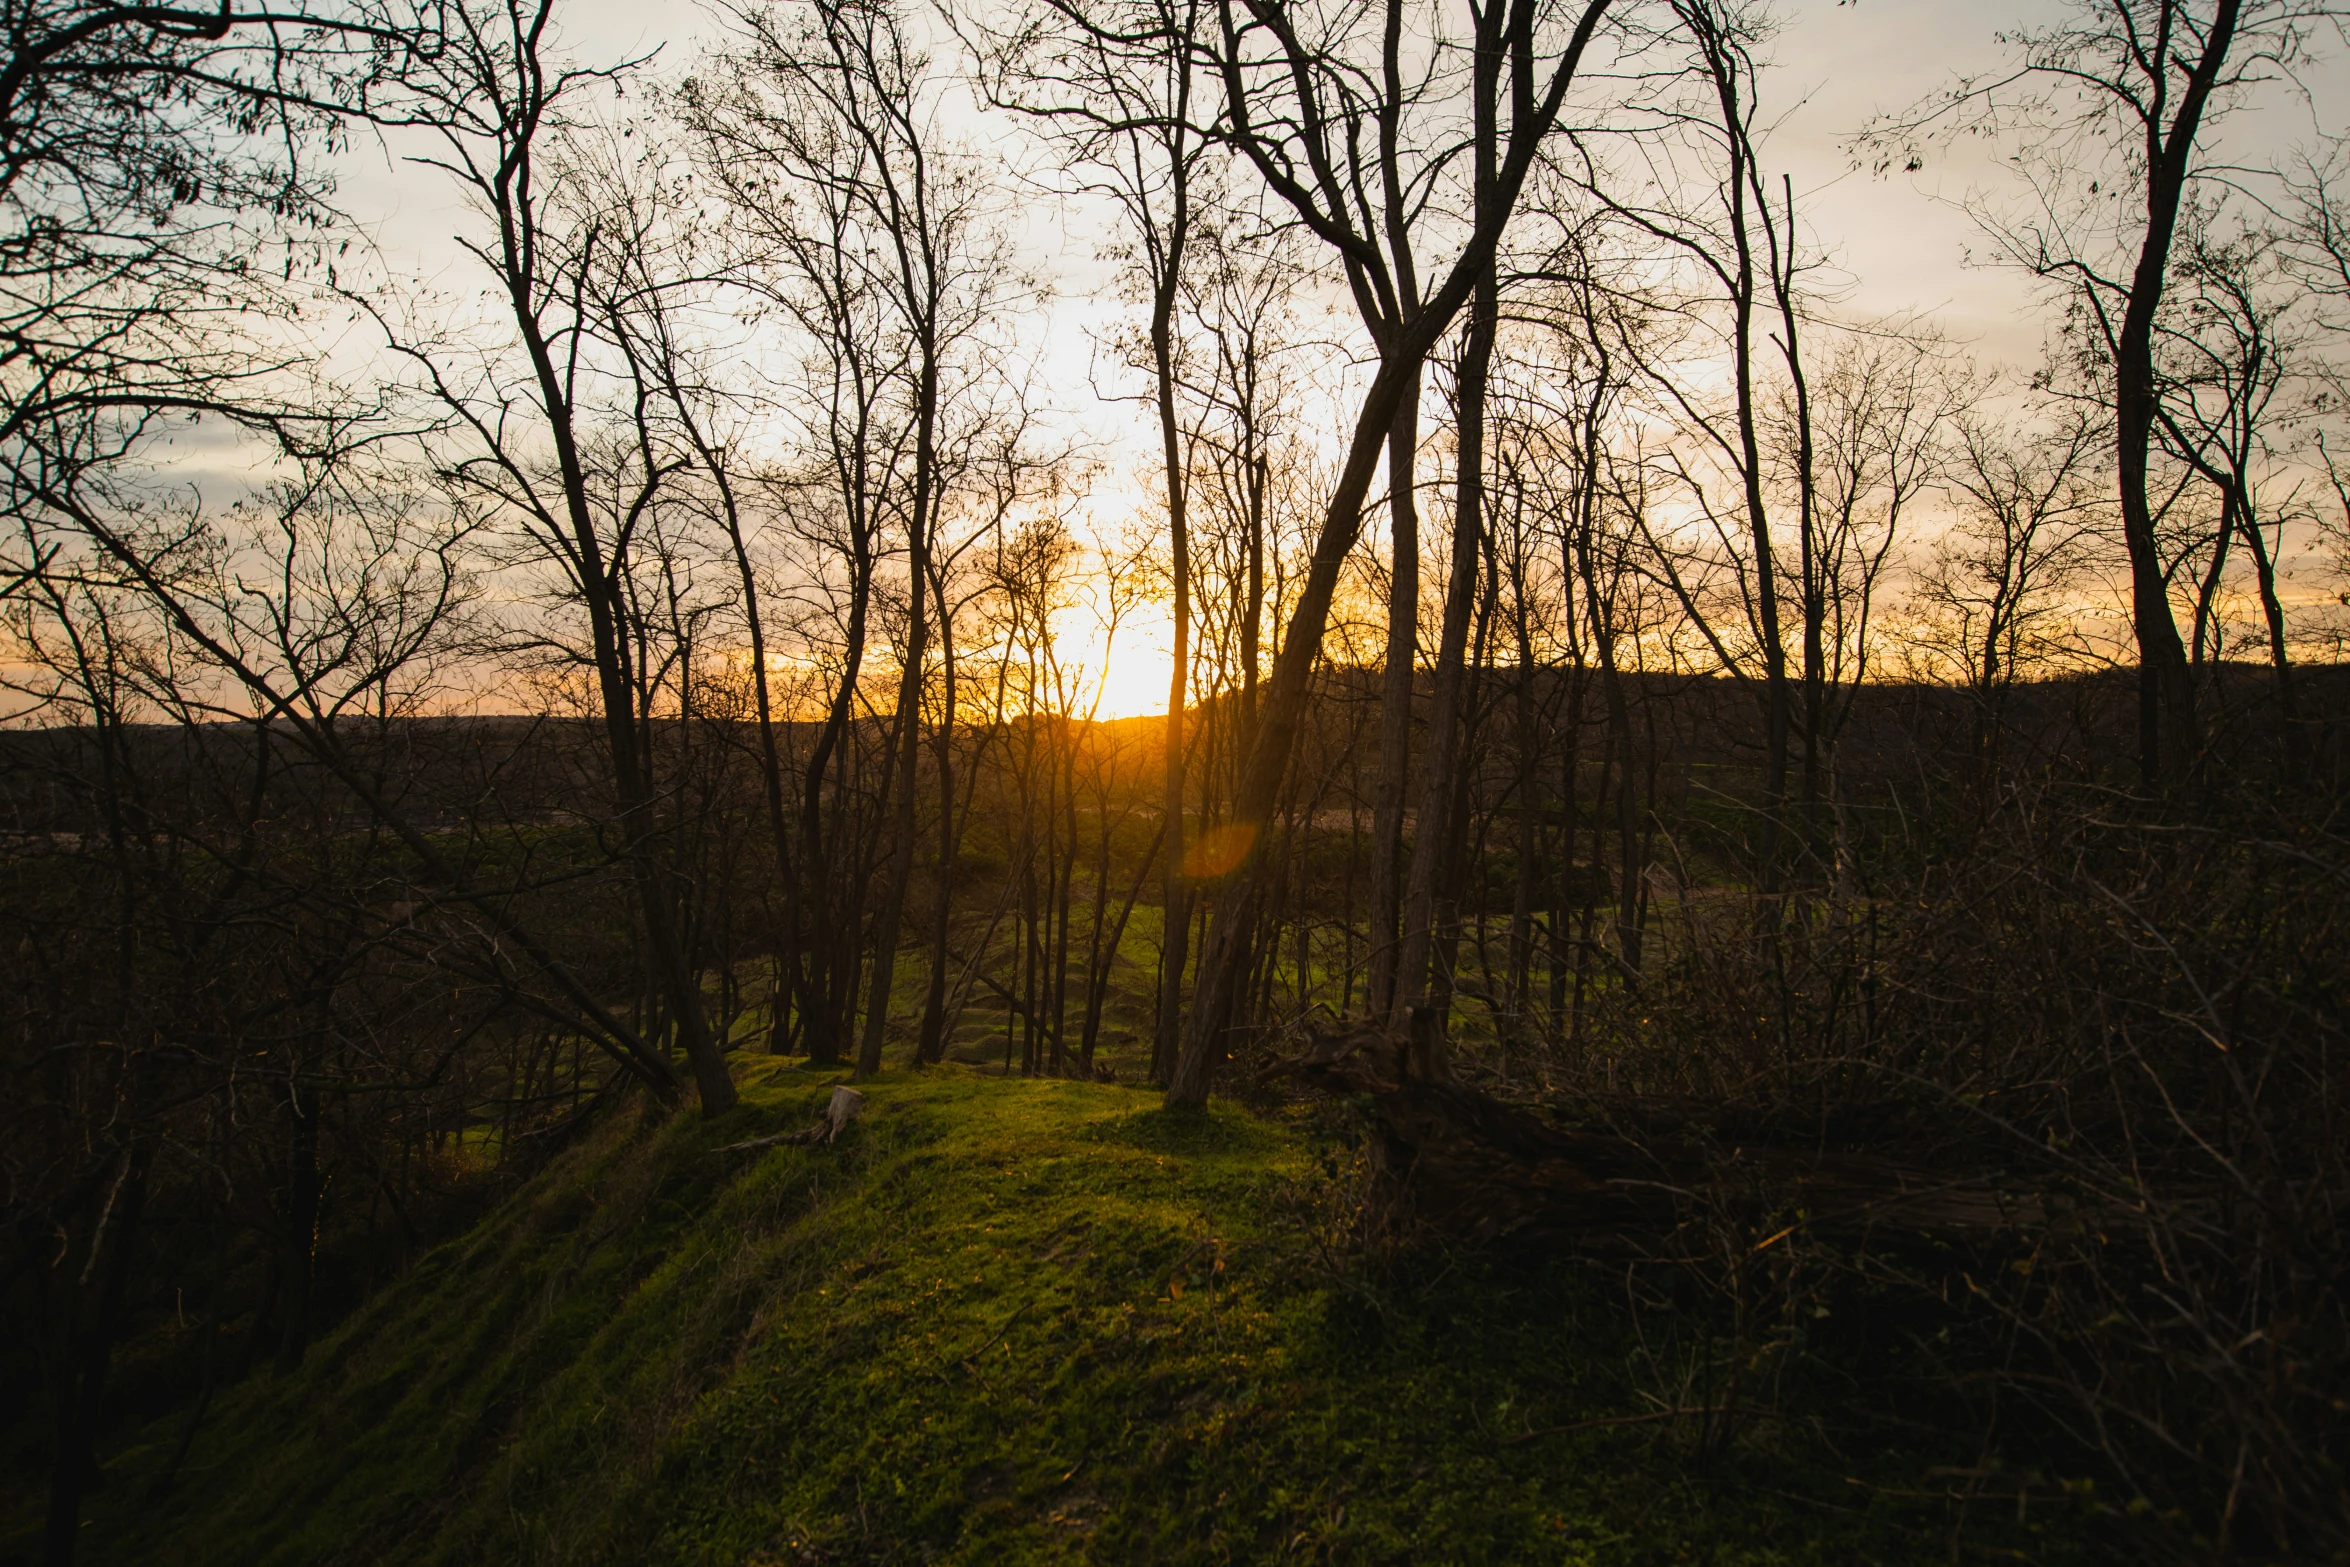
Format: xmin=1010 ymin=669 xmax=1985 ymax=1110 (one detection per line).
xmin=1153 ymin=222 xmax=1194 ymax=1086
xmin=2112 ymin=0 xmax=2239 ymax=784
xmin=1366 ymin=376 xmax=1422 ymax=1018
xmin=274 ymin=1079 xmax=320 ymax=1374
xmin=918 ymin=561 xmax=962 ymax=1063
xmin=856 ymin=395 xmax=933 ymax=1075
xmin=1393 ymin=12 xmax=1502 ymax=1032
xmin=44 ymin=1145 xmax=150 ymax=1567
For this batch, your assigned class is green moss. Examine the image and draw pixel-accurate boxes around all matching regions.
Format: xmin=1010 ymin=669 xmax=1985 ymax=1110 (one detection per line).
xmin=30 ymin=1063 xmax=2093 ymax=1565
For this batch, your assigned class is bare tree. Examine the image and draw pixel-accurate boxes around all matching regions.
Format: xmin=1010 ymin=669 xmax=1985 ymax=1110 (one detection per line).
xmin=1167 ymin=0 xmax=1622 ymax=1105
xmin=968 ymin=0 xmax=1213 ymax=1083
xmin=1870 ymin=0 xmax=2345 ymax=783
xmin=1178 ymin=208 xmax=1311 ymax=766
xmin=1386 ymin=0 xmax=1510 ymax=1051
xmin=1566 ymin=0 xmax=1810 ymax=887
xmin=1785 ymin=330 xmax=1954 ymax=820
xmin=689 ymin=0 xmax=1012 ymax=1078
xmin=1907 ymin=403 xmax=2105 ymax=777
xmin=2153 ymin=221 xmax=2311 ymax=769
xmin=379 ymin=0 xmax=740 ymax=1112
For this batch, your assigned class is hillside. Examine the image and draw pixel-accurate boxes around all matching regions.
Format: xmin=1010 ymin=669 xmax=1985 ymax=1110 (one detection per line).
xmin=23 ymin=1063 xmax=2095 ymax=1566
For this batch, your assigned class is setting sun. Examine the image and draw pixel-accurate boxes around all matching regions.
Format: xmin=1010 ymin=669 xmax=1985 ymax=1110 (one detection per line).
xmin=1047 ymin=601 xmax=1177 ymax=721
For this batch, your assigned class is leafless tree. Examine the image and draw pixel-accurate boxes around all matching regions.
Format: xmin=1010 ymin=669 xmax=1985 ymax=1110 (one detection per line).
xmin=2153 ymin=221 xmax=2313 ymax=768
xmin=375 ymin=0 xmax=741 ymax=1111
xmin=1168 ymin=0 xmax=1623 ymax=1105
xmin=688 ymin=0 xmax=1014 ymax=1078
xmin=1868 ymin=0 xmax=2346 ymax=784
xmin=1907 ymin=404 xmax=2106 ymax=776
xmin=968 ymin=0 xmax=1213 ymax=1085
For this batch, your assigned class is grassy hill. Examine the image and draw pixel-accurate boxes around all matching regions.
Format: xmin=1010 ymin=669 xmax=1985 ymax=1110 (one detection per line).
xmin=22 ymin=1062 xmax=2095 ymax=1565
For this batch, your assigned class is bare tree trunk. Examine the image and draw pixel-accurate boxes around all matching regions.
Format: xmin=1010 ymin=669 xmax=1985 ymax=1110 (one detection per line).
xmin=918 ymin=562 xmax=961 ymax=1063
xmin=1508 ymin=545 xmax=1540 ymax=1031
xmin=1153 ymin=251 xmax=1194 ymax=1086
xmin=1426 ymin=538 xmax=1501 ymax=1048
xmin=2235 ymin=497 xmax=2302 ymax=776
xmin=675 ymin=400 xmax=801 ymax=1056
xmin=455 ymin=13 xmax=737 ymax=1112
xmin=1550 ymin=666 xmax=1584 ymax=1040
xmin=1243 ymin=451 xmax=1267 ymax=742
xmin=1365 ymin=377 xmax=1421 ymax=1018
xmin=856 ymin=405 xmax=933 ymax=1075
xmin=1394 ymin=18 xmax=1501 ymax=1032
xmin=43 ymin=1145 xmax=150 ymax=1567
xmin=1769 ymin=171 xmax=1825 ymax=850
xmin=273 ymin=1079 xmax=320 ymax=1374
xmin=799 ymin=549 xmax=874 ymax=1067
xmin=2114 ymin=0 xmax=2239 ymax=784
xmin=1696 ymin=6 xmax=1791 ymax=891
xmin=857 ymin=625 xmax=926 ymax=1076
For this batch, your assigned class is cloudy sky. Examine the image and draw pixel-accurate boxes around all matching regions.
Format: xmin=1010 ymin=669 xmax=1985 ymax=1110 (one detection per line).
xmin=319 ymin=0 xmax=2343 ymax=430
xmin=270 ymin=0 xmax=2347 ymax=712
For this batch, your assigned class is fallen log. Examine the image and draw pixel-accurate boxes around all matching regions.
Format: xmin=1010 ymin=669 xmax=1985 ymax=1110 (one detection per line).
xmin=709 ymin=1086 xmax=865 ymax=1155
xmin=1277 ymin=1025 xmax=2076 ymax=1252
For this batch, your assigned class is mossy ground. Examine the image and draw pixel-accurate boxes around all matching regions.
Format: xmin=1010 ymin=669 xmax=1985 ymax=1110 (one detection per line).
xmin=15 ymin=1062 xmax=2092 ymax=1565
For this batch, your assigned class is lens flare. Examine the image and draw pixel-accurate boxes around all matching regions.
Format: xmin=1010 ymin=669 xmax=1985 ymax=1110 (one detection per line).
xmin=1181 ymin=821 xmax=1258 ymax=879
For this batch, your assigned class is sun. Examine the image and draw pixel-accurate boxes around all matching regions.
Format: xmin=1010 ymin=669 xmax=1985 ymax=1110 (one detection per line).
xmin=1051 ymin=601 xmax=1176 ymax=721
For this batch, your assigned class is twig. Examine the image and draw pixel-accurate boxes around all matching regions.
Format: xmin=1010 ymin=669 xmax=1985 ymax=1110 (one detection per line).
xmin=947 ymin=1301 xmax=1035 ymax=1374
xmin=706 ymin=1127 xmax=824 ymax=1155
xmin=1504 ymin=1404 xmax=1784 ymax=1444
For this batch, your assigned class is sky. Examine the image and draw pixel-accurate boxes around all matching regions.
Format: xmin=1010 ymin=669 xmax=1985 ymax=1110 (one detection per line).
xmin=319 ymin=0 xmax=2341 ymax=476
xmin=328 ymin=0 xmax=2080 ymax=410
xmin=236 ymin=0 xmax=2350 ymax=717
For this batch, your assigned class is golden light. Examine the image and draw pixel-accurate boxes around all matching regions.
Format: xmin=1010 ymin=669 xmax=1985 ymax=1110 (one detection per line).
xmin=1050 ymin=600 xmax=1177 ymax=721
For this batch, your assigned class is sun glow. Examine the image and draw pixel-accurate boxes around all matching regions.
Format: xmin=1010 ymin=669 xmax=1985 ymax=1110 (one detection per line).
xmin=1048 ymin=601 xmax=1177 ymax=721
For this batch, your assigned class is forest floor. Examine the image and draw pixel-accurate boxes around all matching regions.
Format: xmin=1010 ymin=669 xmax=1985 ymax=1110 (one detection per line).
xmin=12 ymin=1063 xmax=2104 ymax=1565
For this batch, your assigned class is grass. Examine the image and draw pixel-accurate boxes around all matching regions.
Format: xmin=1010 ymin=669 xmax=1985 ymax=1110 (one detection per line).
xmin=18 ymin=1061 xmax=2100 ymax=1565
